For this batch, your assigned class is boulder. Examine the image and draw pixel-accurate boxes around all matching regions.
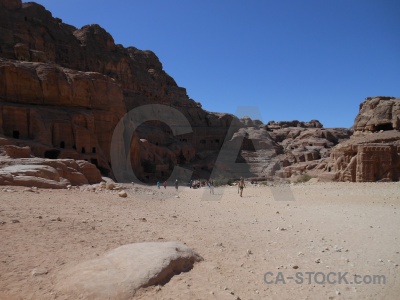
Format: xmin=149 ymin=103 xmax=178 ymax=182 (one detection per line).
xmin=56 ymin=242 xmax=203 ymax=299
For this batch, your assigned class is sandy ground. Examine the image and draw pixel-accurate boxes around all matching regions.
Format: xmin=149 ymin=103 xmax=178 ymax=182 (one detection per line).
xmin=0 ymin=181 xmax=399 ymax=300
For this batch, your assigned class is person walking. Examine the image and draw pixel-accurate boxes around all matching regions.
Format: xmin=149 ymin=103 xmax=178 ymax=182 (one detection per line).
xmin=163 ymin=181 xmax=167 ymax=189
xmin=209 ymin=180 xmax=214 ymax=194
xmin=157 ymin=181 xmax=160 ymax=189
xmin=238 ymin=177 xmax=245 ymax=197
xmin=175 ymin=179 xmax=178 ymax=191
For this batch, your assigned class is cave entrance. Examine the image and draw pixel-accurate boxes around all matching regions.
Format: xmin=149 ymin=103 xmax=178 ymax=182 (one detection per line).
xmin=44 ymin=149 xmax=60 ymax=159
xmin=90 ymin=158 xmax=98 ymax=167
xmin=60 ymin=141 xmax=65 ymax=148
xmin=375 ymin=123 xmax=393 ymax=131
xmin=13 ymin=130 xmax=20 ymax=139
xmin=81 ymin=147 xmax=86 ymax=154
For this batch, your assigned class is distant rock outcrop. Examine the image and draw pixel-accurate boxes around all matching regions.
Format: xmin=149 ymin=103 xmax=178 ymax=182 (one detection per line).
xmin=354 ymin=96 xmax=400 ymax=131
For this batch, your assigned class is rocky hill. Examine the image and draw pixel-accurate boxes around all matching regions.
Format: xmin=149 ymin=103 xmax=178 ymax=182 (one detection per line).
xmin=0 ymin=0 xmax=398 ymax=185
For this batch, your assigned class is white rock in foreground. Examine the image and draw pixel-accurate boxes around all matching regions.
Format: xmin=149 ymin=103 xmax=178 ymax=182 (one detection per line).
xmin=118 ymin=190 xmax=127 ymax=198
xmin=56 ymin=242 xmax=203 ymax=299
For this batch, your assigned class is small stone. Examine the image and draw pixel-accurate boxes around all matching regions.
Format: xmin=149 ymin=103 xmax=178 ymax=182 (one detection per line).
xmin=155 ymin=285 xmax=161 ymax=292
xmin=336 ymin=290 xmax=341 ymax=295
xmin=379 ymin=259 xmax=383 ymax=262
xmin=57 ymin=217 xmax=62 ymax=222
xmin=11 ymin=219 xmax=20 ymax=223
xmin=106 ymin=182 xmax=115 ymax=190
xmin=293 ymin=265 xmax=299 ymax=269
xmin=32 ymin=267 xmax=48 ymax=276
xmin=118 ymin=191 xmax=127 ymax=198
xmin=315 ymin=258 xmax=321 ymax=264
xmin=247 ymin=249 xmax=252 ymax=255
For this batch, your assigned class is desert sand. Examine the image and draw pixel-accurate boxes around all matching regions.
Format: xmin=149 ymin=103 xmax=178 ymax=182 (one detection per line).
xmin=0 ymin=181 xmax=399 ymax=300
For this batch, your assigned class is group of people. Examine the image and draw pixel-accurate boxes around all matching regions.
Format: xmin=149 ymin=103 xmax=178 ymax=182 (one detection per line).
xmin=155 ymin=177 xmax=246 ymax=196
xmin=189 ymin=179 xmax=215 ymax=194
xmin=156 ymin=180 xmax=179 ymax=191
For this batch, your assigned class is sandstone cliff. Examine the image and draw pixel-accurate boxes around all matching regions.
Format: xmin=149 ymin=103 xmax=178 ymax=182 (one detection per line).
xmin=0 ymin=0 xmax=240 ymax=183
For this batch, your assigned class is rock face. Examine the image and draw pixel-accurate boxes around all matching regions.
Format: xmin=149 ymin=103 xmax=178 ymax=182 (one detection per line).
xmin=354 ymin=96 xmax=400 ymax=131
xmin=56 ymin=242 xmax=203 ymax=299
xmin=0 ymin=0 xmax=238 ymax=182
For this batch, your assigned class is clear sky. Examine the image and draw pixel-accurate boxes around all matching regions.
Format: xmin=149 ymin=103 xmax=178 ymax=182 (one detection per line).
xmin=30 ymin=0 xmax=400 ymax=128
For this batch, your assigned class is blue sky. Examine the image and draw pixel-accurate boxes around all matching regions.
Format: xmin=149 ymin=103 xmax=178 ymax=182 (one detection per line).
xmin=31 ymin=0 xmax=400 ymax=128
